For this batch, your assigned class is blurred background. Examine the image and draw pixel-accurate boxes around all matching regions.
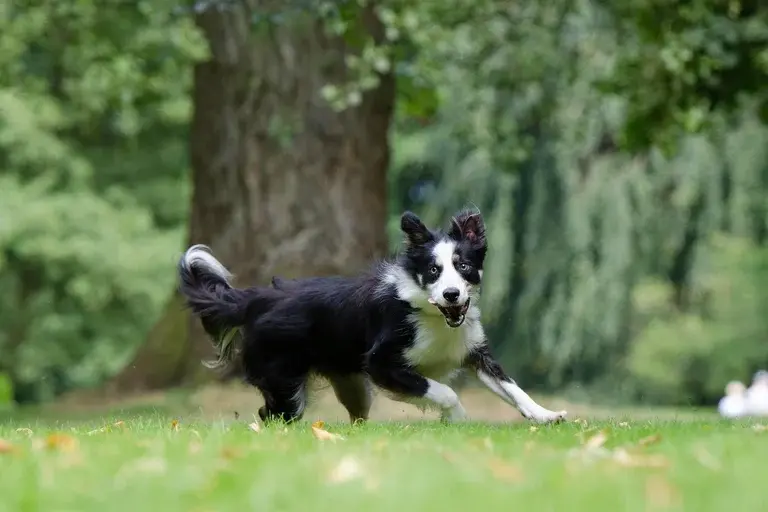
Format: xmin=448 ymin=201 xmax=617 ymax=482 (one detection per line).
xmin=1 ymin=0 xmax=767 ymax=417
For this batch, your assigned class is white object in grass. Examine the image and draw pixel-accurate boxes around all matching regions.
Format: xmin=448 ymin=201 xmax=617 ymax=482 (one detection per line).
xmin=718 ymin=380 xmax=747 ymax=418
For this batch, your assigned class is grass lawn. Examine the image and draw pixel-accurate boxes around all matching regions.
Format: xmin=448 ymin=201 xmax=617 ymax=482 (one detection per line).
xmin=0 ymin=408 xmax=766 ymax=512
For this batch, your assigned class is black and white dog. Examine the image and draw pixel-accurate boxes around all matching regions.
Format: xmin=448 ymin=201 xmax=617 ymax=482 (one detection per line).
xmin=178 ymin=209 xmax=567 ymax=424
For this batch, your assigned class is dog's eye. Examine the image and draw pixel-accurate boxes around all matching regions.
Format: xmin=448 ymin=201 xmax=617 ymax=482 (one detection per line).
xmin=429 ymin=265 xmax=439 ymax=275
xmin=458 ymin=263 xmax=469 ymax=272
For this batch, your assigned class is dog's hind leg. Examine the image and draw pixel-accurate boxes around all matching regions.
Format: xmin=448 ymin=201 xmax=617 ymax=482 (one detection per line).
xmin=327 ymin=373 xmax=373 ymax=424
xmin=240 ymin=309 xmax=311 ymax=424
xmin=255 ymin=376 xmax=308 ymax=424
xmin=242 ymin=347 xmax=309 ymax=424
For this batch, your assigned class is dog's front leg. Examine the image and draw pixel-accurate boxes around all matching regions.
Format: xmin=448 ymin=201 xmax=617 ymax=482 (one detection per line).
xmin=465 ymin=345 xmax=567 ymax=424
xmin=367 ymin=344 xmax=467 ymax=422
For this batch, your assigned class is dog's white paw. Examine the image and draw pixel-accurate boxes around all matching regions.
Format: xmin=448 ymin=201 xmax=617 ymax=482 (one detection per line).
xmin=528 ymin=409 xmax=567 ymax=424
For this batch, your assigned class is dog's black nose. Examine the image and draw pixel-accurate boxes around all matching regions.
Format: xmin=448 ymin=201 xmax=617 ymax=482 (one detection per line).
xmin=443 ymin=287 xmax=460 ymax=303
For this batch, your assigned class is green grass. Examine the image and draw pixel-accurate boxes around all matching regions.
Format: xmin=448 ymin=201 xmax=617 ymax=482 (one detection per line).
xmin=1 ymin=413 xmax=767 ymax=512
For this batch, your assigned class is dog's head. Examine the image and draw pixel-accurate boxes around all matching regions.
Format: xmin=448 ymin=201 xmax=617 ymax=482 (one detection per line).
xmin=399 ymin=209 xmax=487 ymax=328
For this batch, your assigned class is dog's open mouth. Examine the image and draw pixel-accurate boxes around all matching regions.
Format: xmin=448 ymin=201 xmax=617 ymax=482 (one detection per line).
xmin=429 ymin=298 xmax=470 ymax=328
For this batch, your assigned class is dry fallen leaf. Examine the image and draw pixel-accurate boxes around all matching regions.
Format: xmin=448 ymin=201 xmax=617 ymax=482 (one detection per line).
xmin=248 ymin=422 xmax=261 ymax=433
xmin=15 ymin=428 xmax=33 ymax=438
xmin=571 ymin=429 xmax=668 ymax=469
xmin=171 ymin=419 xmax=180 ymax=432
xmin=752 ymin=424 xmax=768 ymax=432
xmin=0 ymin=439 xmax=15 ymax=454
xmin=638 ymin=434 xmax=662 ymax=447
xmin=114 ymin=421 xmax=126 ymax=429
xmin=645 ymin=474 xmax=680 ymax=510
xmin=584 ymin=430 xmax=608 ymax=450
xmin=45 ymin=433 xmax=78 ymax=452
xmin=488 ymin=457 xmax=523 ymax=483
xmin=312 ymin=424 xmax=345 ymax=442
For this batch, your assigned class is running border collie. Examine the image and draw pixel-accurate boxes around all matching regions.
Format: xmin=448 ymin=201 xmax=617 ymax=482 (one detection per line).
xmin=178 ymin=209 xmax=567 ymax=424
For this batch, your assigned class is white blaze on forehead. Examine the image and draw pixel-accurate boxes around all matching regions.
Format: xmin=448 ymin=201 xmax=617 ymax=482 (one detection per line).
xmin=432 ymin=240 xmax=457 ymax=270
xmin=430 ymin=240 xmax=469 ymax=304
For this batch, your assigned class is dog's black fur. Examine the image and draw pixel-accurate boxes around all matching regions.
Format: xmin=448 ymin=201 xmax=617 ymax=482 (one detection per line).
xmin=178 ymin=210 xmax=567 ymax=424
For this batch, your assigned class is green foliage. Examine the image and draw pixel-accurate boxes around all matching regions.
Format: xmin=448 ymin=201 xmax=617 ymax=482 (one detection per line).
xmin=628 ymin=235 xmax=768 ymax=404
xmin=3 ymin=0 xmax=768 ymax=407
xmin=597 ymin=0 xmax=768 ymax=151
xmin=0 ymin=176 xmax=183 ymax=400
xmin=376 ymin=0 xmax=768 ymax=153
xmin=0 ymin=1 xmax=203 ymax=401
xmin=387 ymin=0 xmax=768 ymax=406
xmin=0 ymin=372 xmax=12 ymax=408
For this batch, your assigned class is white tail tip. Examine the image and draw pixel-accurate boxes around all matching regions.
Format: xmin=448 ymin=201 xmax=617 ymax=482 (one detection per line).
xmin=182 ymin=244 xmax=232 ymax=281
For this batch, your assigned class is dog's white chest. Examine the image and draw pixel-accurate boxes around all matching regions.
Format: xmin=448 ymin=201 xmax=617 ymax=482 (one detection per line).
xmin=404 ymin=310 xmax=485 ymax=380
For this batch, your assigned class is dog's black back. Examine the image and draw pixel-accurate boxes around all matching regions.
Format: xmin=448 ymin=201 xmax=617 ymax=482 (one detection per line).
xmin=248 ymin=269 xmax=409 ymax=375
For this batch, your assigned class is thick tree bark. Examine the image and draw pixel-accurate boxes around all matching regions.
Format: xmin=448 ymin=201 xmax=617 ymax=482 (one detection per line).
xmin=108 ymin=3 xmax=394 ymax=394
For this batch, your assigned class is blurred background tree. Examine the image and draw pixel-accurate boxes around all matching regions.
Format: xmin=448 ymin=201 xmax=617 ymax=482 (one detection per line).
xmin=1 ymin=0 xmax=767 ymax=407
xmin=109 ymin=0 xmax=395 ymax=393
xmin=0 ymin=1 xmax=200 ymax=402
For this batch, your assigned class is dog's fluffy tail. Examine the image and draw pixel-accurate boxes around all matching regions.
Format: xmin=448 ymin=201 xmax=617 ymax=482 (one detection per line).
xmin=178 ymin=245 xmax=279 ymax=369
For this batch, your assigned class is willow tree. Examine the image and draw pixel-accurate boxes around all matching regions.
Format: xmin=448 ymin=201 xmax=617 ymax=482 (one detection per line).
xmin=387 ymin=0 xmax=768 ymax=405
xmin=110 ymin=1 xmax=395 ymax=393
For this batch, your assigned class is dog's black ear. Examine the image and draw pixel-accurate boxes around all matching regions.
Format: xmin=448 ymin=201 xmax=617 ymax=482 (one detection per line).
xmin=401 ymin=211 xmax=433 ymax=246
xmin=449 ymin=209 xmax=486 ymax=247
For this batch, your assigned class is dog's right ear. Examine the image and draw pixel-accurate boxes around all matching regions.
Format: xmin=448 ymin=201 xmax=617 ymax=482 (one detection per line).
xmin=401 ymin=211 xmax=433 ymax=246
xmin=449 ymin=209 xmax=486 ymax=248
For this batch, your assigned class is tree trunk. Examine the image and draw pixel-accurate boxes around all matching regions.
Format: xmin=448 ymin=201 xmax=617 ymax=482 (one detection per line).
xmin=108 ymin=3 xmax=394 ymax=394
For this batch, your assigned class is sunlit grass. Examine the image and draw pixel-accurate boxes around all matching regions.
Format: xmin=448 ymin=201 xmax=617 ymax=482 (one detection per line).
xmin=0 ymin=412 xmax=766 ymax=512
